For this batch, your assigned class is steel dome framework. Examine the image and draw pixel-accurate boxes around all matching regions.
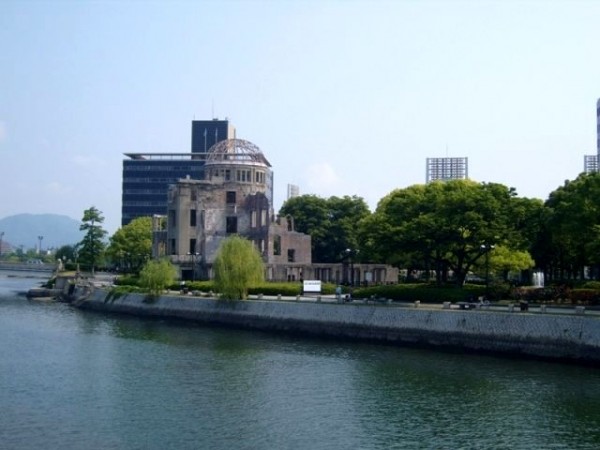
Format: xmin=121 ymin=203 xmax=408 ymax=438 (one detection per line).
xmin=206 ymin=139 xmax=271 ymax=167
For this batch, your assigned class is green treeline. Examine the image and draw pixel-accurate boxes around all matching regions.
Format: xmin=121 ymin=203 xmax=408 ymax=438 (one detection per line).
xmin=70 ymin=172 xmax=600 ymax=303
xmin=280 ymin=173 xmax=600 ymax=287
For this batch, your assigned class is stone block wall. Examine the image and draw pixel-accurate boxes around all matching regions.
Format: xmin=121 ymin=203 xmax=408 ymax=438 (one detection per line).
xmin=79 ymin=291 xmax=600 ymax=365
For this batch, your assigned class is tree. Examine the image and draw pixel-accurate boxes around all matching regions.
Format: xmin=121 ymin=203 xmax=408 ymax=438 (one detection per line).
xmin=77 ymin=206 xmax=108 ymax=274
xmin=55 ymin=245 xmax=77 ymax=264
xmin=476 ymin=245 xmax=535 ymax=282
xmin=542 ymin=173 xmax=600 ymax=281
xmin=362 ymin=180 xmax=529 ymax=287
xmin=213 ymin=235 xmax=264 ymax=300
xmin=106 ymin=217 xmax=152 ymax=272
xmin=279 ymin=194 xmax=370 ymax=263
xmin=139 ymin=259 xmax=177 ymax=296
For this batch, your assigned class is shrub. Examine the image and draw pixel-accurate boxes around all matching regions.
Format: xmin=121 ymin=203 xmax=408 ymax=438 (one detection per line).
xmin=581 ymin=281 xmax=600 ymax=290
xmin=114 ymin=275 xmax=140 ymax=287
xmin=249 ymin=282 xmax=338 ymax=296
xmin=171 ymin=280 xmax=214 ymax=293
xmin=248 ymin=282 xmax=300 ymax=296
xmin=570 ymin=289 xmax=600 ymax=305
xmin=509 ymin=285 xmax=572 ymax=303
xmin=105 ymin=285 xmax=143 ymax=302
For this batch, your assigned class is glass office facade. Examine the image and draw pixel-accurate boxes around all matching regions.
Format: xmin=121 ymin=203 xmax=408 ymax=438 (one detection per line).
xmin=121 ymin=119 xmax=234 ymax=226
xmin=121 ymin=154 xmax=207 ymax=226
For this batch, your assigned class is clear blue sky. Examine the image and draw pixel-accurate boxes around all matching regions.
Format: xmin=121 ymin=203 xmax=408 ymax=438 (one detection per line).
xmin=1 ymin=0 xmax=599 ymax=234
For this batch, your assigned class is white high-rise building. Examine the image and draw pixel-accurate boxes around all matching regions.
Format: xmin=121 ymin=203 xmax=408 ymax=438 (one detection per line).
xmin=597 ymin=98 xmax=600 ymax=155
xmin=584 ymin=155 xmax=598 ymax=174
xmin=287 ymin=184 xmax=300 ymax=200
xmin=426 ymin=157 xmax=468 ymax=183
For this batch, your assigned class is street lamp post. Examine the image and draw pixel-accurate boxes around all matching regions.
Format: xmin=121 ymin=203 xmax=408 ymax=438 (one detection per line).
xmin=187 ymin=252 xmax=200 ymax=281
xmin=481 ymin=244 xmax=495 ymax=299
xmin=345 ymin=248 xmax=359 ymax=286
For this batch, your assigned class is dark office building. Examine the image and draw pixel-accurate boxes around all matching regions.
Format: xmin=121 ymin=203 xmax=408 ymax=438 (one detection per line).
xmin=121 ymin=119 xmax=234 ymax=226
xmin=191 ymin=119 xmax=235 ymax=153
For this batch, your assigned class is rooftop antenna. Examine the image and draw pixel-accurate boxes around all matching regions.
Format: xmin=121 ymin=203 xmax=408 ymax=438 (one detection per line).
xmin=211 ymin=99 xmax=215 ymax=119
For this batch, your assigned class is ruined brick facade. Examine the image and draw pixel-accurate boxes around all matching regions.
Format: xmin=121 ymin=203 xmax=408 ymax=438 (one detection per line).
xmin=165 ymin=139 xmax=312 ymax=281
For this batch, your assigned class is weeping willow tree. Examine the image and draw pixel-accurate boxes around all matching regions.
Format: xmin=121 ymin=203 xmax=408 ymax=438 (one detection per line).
xmin=213 ymin=235 xmax=265 ymax=300
xmin=140 ymin=258 xmax=177 ymax=297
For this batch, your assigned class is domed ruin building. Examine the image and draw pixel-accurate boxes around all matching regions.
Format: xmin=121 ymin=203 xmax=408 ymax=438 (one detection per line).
xmin=161 ymin=139 xmax=311 ymax=281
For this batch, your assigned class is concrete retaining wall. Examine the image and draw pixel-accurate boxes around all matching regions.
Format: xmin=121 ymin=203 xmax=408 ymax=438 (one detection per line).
xmin=78 ymin=290 xmax=600 ymax=365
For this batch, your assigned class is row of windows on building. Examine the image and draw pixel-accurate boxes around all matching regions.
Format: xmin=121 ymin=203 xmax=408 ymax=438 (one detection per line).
xmin=171 ymin=236 xmax=296 ymax=262
xmin=208 ymin=168 xmax=266 ymax=184
xmin=123 ymin=189 xmax=167 ymax=195
xmin=123 ymin=201 xmax=166 ymax=206
xmin=168 ymin=206 xmax=269 ymax=230
xmin=123 ymin=177 xmax=192 ymax=184
xmin=124 ymin=165 xmax=204 ymax=171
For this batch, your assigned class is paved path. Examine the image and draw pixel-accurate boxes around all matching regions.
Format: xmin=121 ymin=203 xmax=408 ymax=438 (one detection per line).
xmin=235 ymin=293 xmax=600 ymax=318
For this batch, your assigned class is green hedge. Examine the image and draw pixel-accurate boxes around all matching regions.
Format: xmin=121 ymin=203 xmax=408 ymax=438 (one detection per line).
xmin=169 ymin=280 xmax=215 ymax=292
xmin=114 ymin=275 xmax=141 ymax=287
xmin=248 ymin=282 xmax=337 ymax=296
xmin=509 ymin=286 xmax=571 ymax=303
xmin=351 ymin=284 xmax=489 ymax=303
xmin=569 ymin=289 xmax=600 ymax=305
xmin=507 ymin=286 xmax=600 ymax=305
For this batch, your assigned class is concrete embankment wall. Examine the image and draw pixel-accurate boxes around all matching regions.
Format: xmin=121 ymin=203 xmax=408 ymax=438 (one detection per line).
xmin=78 ymin=290 xmax=600 ymax=365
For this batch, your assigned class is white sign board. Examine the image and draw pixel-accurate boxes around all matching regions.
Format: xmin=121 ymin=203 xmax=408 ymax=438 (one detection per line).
xmin=303 ymin=280 xmax=322 ymax=294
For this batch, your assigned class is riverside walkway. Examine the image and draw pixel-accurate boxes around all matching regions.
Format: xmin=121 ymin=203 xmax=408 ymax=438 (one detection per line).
xmin=173 ymin=290 xmax=600 ymax=318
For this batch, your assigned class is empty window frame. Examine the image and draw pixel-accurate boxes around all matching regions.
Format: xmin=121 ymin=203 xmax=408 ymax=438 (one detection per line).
xmin=273 ymin=235 xmax=281 ymax=255
xmin=226 ymin=191 xmax=236 ymax=204
xmin=226 ymin=217 xmax=238 ymax=234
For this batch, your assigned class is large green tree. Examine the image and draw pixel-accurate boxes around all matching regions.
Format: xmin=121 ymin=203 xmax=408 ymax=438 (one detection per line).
xmin=541 ymin=173 xmax=600 ymax=281
xmin=360 ymin=180 xmax=534 ymax=287
xmin=279 ymin=194 xmax=370 ymax=263
xmin=77 ymin=206 xmax=108 ymax=274
xmin=213 ymin=235 xmax=264 ymax=300
xmin=106 ymin=216 xmax=152 ymax=273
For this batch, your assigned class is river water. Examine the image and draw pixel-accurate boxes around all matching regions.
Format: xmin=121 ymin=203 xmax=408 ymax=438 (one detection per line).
xmin=1 ymin=271 xmax=600 ymax=450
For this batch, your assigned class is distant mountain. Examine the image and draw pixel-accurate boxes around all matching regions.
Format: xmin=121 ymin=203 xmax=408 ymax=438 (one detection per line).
xmin=0 ymin=214 xmax=84 ymax=251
